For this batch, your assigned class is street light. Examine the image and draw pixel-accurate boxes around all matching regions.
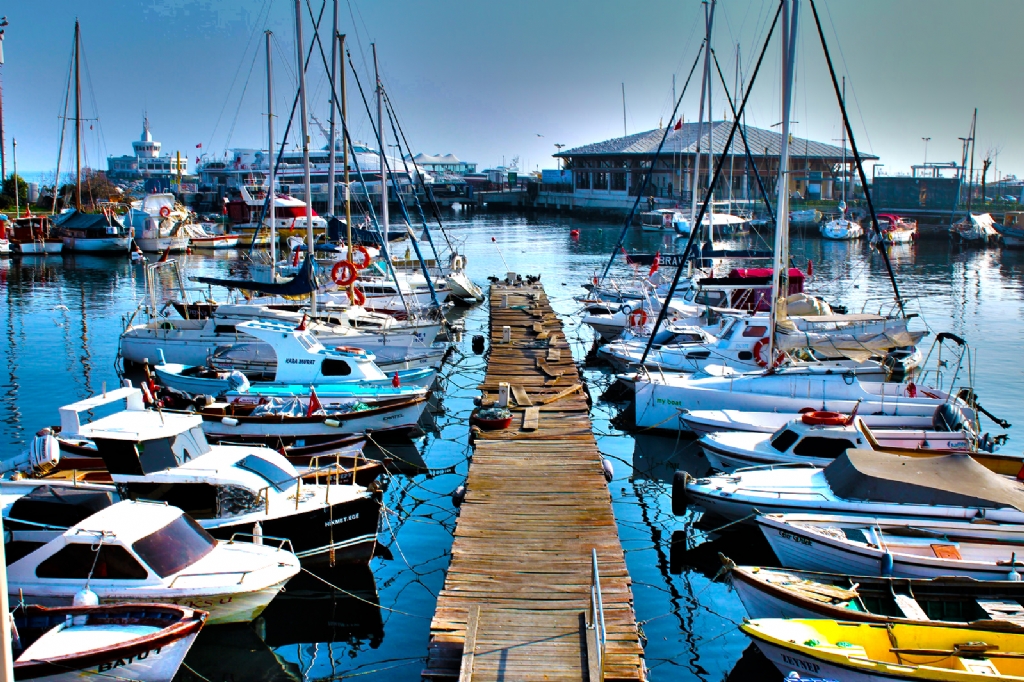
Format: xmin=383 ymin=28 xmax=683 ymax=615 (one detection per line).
xmin=921 ymin=137 xmax=931 ymax=165
xmin=553 ymin=143 xmax=565 ymax=170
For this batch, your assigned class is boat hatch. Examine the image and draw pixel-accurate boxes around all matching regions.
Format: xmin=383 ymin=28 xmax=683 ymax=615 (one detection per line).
xmin=235 ymin=455 xmax=294 ymax=491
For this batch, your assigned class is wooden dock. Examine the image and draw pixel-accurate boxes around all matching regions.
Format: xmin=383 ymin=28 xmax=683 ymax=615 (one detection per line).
xmin=423 ymin=282 xmax=646 ymax=682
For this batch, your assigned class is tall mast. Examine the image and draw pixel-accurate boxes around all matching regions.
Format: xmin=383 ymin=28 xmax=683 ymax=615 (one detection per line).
xmin=840 ymin=76 xmax=846 ymax=207
xmin=341 ymin=33 xmax=351 ymax=262
xmin=689 ymin=1 xmax=714 ymax=230
xmin=621 ymin=82 xmax=626 ymax=136
xmin=327 ymin=0 xmax=338 ymax=218
xmin=768 ymin=0 xmax=798 ymax=362
xmin=0 ymin=17 xmax=8 ymax=184
xmin=265 ymin=30 xmax=276 ymax=279
xmin=74 ymin=19 xmax=82 ymax=212
xmin=374 ymin=43 xmax=389 ymax=266
xmin=294 ymin=0 xmax=316 ymax=315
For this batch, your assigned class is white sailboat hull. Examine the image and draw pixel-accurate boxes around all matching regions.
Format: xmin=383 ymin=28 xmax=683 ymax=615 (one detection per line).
xmin=136 ymin=236 xmax=190 ymax=252
xmin=62 ymin=236 xmax=132 ymax=253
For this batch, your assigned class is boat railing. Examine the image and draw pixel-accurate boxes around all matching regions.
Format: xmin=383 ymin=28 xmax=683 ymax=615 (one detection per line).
xmin=170 ymin=567 xmax=260 ymax=586
xmin=225 ymin=532 xmax=295 ymax=555
xmin=586 ymin=548 xmax=607 ymax=681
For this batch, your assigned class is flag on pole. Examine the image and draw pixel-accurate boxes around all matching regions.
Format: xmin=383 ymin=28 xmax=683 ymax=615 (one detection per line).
xmin=195 ymin=143 xmax=203 ymax=148
xmin=649 ymin=251 xmax=661 ymax=276
xmin=306 ymin=387 xmax=323 ymax=418
xmin=673 ymin=119 xmax=683 ymax=131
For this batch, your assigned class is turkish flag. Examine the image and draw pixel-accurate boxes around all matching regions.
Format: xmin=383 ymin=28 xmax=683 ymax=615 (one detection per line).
xmin=196 ymin=143 xmax=202 ymax=148
xmin=673 ymin=119 xmax=682 ymax=130
xmin=649 ymin=251 xmax=661 ymax=276
xmin=306 ymin=387 xmax=324 ymax=418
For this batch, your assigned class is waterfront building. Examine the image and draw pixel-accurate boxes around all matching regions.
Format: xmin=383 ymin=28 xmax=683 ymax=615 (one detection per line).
xmin=553 ymin=121 xmax=877 ymax=210
xmin=106 ymin=116 xmax=188 ymax=183
xmin=410 ymin=153 xmax=477 ymax=179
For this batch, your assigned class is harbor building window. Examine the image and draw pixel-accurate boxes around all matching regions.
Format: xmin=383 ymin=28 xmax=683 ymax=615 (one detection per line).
xmin=611 ymin=173 xmax=626 ymax=191
xmin=576 ymin=172 xmax=590 ymax=190
xmin=593 ymin=172 xmax=608 ymax=190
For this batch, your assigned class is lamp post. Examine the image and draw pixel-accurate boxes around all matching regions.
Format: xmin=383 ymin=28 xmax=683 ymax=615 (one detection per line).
xmin=921 ymin=137 xmax=931 ymax=165
xmin=553 ymin=143 xmax=565 ymax=170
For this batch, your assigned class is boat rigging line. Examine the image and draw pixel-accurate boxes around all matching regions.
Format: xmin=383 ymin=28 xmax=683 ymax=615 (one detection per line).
xmin=599 ymin=43 xmax=706 ymax=281
xmin=638 ymin=0 xmax=783 ymax=368
xmin=807 ymin=0 xmax=905 ymax=318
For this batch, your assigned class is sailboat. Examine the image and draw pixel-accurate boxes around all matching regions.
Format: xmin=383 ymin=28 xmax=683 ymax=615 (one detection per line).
xmin=627 ymin=4 xmax=942 ymax=433
xmin=51 ymin=21 xmax=131 ymax=254
xmin=819 ymin=77 xmax=864 ymax=241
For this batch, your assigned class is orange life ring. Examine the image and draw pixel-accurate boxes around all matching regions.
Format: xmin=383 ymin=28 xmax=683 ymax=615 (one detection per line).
xmin=159 ymin=206 xmax=171 ymax=218
xmin=628 ymin=309 xmax=648 ymax=327
xmin=334 ymin=346 xmax=367 ymax=356
xmin=752 ymin=338 xmax=787 ymax=368
xmin=801 ymin=410 xmax=848 ymax=426
xmin=351 ymin=245 xmax=372 ymax=270
xmin=348 ymin=286 xmax=366 ymax=306
xmin=330 ymin=260 xmax=358 ymax=286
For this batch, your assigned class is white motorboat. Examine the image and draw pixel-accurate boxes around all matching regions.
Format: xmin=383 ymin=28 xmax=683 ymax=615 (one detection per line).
xmin=446 ymin=270 xmax=484 ymax=303
xmin=873 ymin=213 xmax=917 ymax=244
xmin=127 ymin=194 xmax=190 ymax=253
xmin=757 ymin=512 xmax=1024 ymax=581
xmin=208 ymin=339 xmax=446 ymax=374
xmin=12 ymin=603 xmax=205 ymax=682
xmin=680 ymin=408 xmax=944 ymax=436
xmin=119 ymin=303 xmax=440 ymax=368
xmin=5 ymin=499 xmax=299 ymax=625
xmin=224 ymin=184 xmax=327 ymax=240
xmin=7 ymin=214 xmax=64 ymax=254
xmin=640 ymin=208 xmax=688 ymax=233
xmin=788 ymin=208 xmax=821 ymax=225
xmin=677 ymin=449 xmax=1024 ymax=524
xmin=699 ymin=412 xmax=983 ymax=473
xmin=631 ymin=364 xmax=969 ymax=433
xmin=53 ymin=387 xmax=383 ymax=563
xmin=153 ymin=320 xmax=436 ymax=395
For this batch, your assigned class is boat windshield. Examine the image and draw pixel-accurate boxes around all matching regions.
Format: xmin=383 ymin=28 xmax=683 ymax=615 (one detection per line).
xmin=132 ymin=513 xmax=217 ymax=577
xmin=235 ymin=455 xmax=295 ymax=491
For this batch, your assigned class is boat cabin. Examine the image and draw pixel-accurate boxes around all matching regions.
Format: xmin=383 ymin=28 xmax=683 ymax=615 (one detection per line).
xmin=234 ymin=320 xmax=387 ymax=384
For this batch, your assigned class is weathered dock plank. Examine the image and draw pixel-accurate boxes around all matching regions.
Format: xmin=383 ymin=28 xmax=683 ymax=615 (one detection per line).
xmin=423 ymin=283 xmax=645 ymax=682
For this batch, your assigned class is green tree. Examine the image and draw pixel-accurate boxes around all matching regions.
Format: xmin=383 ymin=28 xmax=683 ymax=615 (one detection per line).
xmin=0 ymin=173 xmax=28 ymax=210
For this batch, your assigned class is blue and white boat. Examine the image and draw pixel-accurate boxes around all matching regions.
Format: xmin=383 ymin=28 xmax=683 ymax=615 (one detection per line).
xmin=154 ymin=320 xmax=436 ymax=398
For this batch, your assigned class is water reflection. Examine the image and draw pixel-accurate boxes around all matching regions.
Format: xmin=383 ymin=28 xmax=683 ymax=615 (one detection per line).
xmin=631 ymin=433 xmax=707 ymax=482
xmin=174 ymin=623 xmax=301 ymax=682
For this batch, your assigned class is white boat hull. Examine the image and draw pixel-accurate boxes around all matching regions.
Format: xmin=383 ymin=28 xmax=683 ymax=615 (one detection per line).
xmin=136 ymin=236 xmax=190 ymax=253
xmin=680 ymin=409 xmax=938 ymax=436
xmin=62 ymin=236 xmax=132 ymax=253
xmin=13 ymin=241 xmax=63 ymax=254
xmin=190 ymin=235 xmax=240 ymax=249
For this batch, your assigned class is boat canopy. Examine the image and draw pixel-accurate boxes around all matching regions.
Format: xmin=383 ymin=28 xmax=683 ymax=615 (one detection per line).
xmin=823 ymin=450 xmax=1024 ymax=512
xmin=193 ymin=254 xmax=320 ymax=297
xmin=774 ymin=318 xmax=923 ymax=361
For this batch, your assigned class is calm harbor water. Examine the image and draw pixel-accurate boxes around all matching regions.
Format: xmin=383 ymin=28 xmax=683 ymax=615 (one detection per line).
xmin=2 ymin=213 xmax=1024 ymax=680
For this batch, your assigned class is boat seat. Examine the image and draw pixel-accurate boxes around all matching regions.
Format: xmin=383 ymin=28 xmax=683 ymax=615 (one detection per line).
xmin=930 ymin=544 xmax=963 ymax=560
xmin=958 ymin=658 xmax=1000 ymax=675
xmin=892 ymin=594 xmax=930 ymax=621
xmin=976 ymin=599 xmax=1024 ymax=621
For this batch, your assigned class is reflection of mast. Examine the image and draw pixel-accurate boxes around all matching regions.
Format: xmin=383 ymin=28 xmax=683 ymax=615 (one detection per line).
xmin=79 ymin=281 xmax=92 ymax=393
xmin=3 ymin=263 xmax=23 ymax=446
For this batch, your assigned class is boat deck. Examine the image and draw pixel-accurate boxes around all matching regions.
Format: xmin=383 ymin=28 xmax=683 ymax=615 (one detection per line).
xmin=423 ymin=282 xmax=645 ymax=681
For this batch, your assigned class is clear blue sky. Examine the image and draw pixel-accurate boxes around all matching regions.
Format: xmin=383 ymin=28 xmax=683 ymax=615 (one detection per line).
xmin=4 ymin=0 xmax=1022 ymax=181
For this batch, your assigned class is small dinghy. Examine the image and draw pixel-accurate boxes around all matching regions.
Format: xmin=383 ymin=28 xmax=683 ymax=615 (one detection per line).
xmin=726 ymin=560 xmax=1024 ymax=628
xmin=743 ymin=618 xmax=1024 ymax=681
xmin=756 ymin=513 xmax=1024 ymax=581
xmin=14 ymin=603 xmax=205 ymax=682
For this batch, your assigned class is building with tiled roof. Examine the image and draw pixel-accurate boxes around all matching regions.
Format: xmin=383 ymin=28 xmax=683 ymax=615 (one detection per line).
xmin=553 ymin=121 xmax=878 ymax=204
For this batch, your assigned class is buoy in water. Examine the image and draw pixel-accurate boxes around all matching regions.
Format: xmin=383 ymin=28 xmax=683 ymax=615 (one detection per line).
xmin=452 ymin=485 xmax=467 ymax=507
xmin=570 ymin=229 xmax=580 ymax=239
xmin=471 ymin=335 xmax=485 ymax=355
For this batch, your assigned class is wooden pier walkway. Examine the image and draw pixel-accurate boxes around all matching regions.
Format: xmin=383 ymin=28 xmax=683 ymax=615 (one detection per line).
xmin=423 ymin=282 xmax=646 ymax=682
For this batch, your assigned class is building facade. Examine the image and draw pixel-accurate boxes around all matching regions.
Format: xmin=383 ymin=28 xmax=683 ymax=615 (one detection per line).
xmin=107 ymin=117 xmax=188 ymax=181
xmin=554 ymin=122 xmax=878 ymax=205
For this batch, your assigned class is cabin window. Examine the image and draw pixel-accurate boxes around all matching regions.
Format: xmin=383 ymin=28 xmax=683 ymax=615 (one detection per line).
xmin=770 ymin=429 xmax=800 ymax=452
xmin=136 ymin=438 xmax=179 ymax=474
xmin=133 ymin=514 xmax=216 ymax=578
xmin=296 ymin=333 xmax=319 ymax=351
xmin=235 ymin=455 xmax=294 ymax=491
xmin=36 ymin=544 xmax=148 ymax=580
xmin=694 ymin=290 xmax=726 ymax=307
xmin=214 ymin=325 xmax=237 ymax=334
xmin=320 ymin=358 xmax=353 ymax=377
xmin=793 ymin=436 xmax=856 ymax=459
xmin=742 ymin=325 xmax=768 ymax=338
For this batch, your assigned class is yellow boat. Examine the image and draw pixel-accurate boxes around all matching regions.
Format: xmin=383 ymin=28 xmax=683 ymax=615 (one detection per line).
xmin=742 ymin=618 xmax=1024 ymax=680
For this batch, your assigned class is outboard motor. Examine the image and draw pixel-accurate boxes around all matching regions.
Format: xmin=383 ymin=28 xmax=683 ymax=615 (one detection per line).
xmin=933 ymin=403 xmax=968 ymax=433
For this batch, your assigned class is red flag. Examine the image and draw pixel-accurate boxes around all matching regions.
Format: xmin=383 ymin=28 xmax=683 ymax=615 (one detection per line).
xmin=392 ymin=372 xmax=401 ymax=388
xmin=195 ymin=157 xmax=200 ymax=164
xmin=649 ymin=251 xmax=661 ymax=276
xmin=306 ymin=387 xmax=323 ymax=418
xmin=195 ymin=142 xmax=202 ymax=148
xmin=673 ymin=119 xmax=682 ymax=130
